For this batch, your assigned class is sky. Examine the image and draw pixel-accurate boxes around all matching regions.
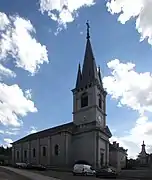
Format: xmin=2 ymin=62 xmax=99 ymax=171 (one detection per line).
xmin=0 ymin=0 xmax=152 ymax=158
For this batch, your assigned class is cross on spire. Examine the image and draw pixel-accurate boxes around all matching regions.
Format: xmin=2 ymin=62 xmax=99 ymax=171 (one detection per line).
xmin=86 ymin=20 xmax=90 ymax=39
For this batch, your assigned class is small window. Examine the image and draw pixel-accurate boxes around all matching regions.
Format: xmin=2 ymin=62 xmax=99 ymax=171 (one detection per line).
xmin=42 ymin=146 xmax=46 ymax=156
xmin=54 ymin=144 xmax=59 ymax=156
xmin=81 ymin=92 xmax=88 ymax=108
xmin=24 ymin=150 xmax=27 ymax=159
xmin=98 ymin=94 xmax=101 ymax=108
xmin=17 ymin=151 xmax=19 ymax=159
xmin=33 ymin=148 xmax=36 ymax=157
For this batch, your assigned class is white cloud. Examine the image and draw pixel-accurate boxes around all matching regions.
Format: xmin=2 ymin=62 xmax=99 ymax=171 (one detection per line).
xmin=0 ymin=130 xmax=4 ymax=134
xmin=3 ymin=138 xmax=13 ymax=147
xmin=106 ymin=0 xmax=152 ymax=45
xmin=103 ymin=59 xmax=152 ymax=115
xmin=0 ymin=12 xmax=10 ymax=31
xmin=10 ymin=127 xmax=20 ymax=131
xmin=0 ymin=129 xmax=19 ymax=135
xmin=103 ymin=59 xmax=152 ymax=157
xmin=0 ymin=12 xmax=48 ymax=129
xmin=25 ymin=89 xmax=32 ymax=99
xmin=28 ymin=126 xmax=37 ymax=134
xmin=0 ymin=12 xmax=48 ymax=75
xmin=39 ymin=0 xmax=95 ymax=31
xmin=0 ymin=64 xmax=16 ymax=79
xmin=0 ymin=83 xmax=37 ymax=127
xmin=5 ymin=130 xmax=19 ymax=135
xmin=5 ymin=127 xmax=20 ymax=135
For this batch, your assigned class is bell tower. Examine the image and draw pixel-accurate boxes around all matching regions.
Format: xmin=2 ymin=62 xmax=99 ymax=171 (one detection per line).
xmin=72 ymin=21 xmax=107 ymax=127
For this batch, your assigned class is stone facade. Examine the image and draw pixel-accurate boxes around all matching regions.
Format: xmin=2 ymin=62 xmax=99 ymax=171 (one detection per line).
xmin=109 ymin=142 xmax=127 ymax=172
xmin=11 ymin=23 xmax=112 ymax=169
xmin=12 ymin=122 xmax=111 ymax=168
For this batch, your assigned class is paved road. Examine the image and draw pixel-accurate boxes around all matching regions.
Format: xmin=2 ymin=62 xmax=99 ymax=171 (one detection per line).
xmin=0 ymin=166 xmax=126 ymax=180
xmin=0 ymin=167 xmax=31 ymax=180
xmin=32 ymin=170 xmax=95 ymax=180
xmin=32 ymin=169 xmax=119 ymax=180
xmin=119 ymin=169 xmax=152 ymax=179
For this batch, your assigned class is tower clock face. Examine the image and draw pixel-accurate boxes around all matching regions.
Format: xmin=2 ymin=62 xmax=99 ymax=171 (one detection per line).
xmin=98 ymin=115 xmax=102 ymax=124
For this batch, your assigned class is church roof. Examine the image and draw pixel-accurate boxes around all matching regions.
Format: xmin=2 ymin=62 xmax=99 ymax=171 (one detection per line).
xmin=12 ymin=122 xmax=73 ymax=145
xmin=12 ymin=121 xmax=112 ymax=145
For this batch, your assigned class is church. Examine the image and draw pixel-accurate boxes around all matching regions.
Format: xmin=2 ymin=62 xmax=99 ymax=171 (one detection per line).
xmin=138 ymin=141 xmax=150 ymax=166
xmin=11 ymin=22 xmax=112 ymax=169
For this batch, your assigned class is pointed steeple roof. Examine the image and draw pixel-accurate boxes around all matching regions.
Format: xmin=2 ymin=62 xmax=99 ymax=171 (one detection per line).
xmin=141 ymin=141 xmax=146 ymax=152
xmin=80 ymin=21 xmax=100 ymax=88
xmin=75 ymin=63 xmax=82 ymax=89
xmin=98 ymin=65 xmax=103 ymax=86
xmin=140 ymin=140 xmax=147 ymax=155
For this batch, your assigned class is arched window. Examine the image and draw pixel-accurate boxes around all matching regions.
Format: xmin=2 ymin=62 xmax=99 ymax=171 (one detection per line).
xmin=81 ymin=92 xmax=88 ymax=108
xmin=17 ymin=151 xmax=19 ymax=159
xmin=98 ymin=94 xmax=101 ymax=109
xmin=54 ymin=144 xmax=59 ymax=156
xmin=42 ymin=146 xmax=46 ymax=156
xmin=24 ymin=150 xmax=27 ymax=159
xmin=33 ymin=148 xmax=36 ymax=157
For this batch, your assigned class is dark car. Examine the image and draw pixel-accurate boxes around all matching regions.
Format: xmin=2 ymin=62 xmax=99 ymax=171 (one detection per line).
xmin=96 ymin=167 xmax=117 ymax=178
xmin=26 ymin=163 xmax=46 ymax=171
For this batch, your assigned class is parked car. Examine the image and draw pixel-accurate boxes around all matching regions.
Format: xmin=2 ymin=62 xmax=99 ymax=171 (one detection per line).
xmin=73 ymin=164 xmax=96 ymax=176
xmin=26 ymin=163 xmax=46 ymax=171
xmin=96 ymin=167 xmax=117 ymax=178
xmin=14 ymin=163 xmax=27 ymax=169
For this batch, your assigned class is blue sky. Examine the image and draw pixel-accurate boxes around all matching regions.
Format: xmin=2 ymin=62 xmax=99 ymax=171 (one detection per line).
xmin=0 ymin=0 xmax=152 ymax=158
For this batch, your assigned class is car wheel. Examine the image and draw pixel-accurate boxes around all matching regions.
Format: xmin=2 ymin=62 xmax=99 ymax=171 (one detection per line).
xmin=84 ymin=172 xmax=87 ymax=176
xmin=73 ymin=172 xmax=76 ymax=176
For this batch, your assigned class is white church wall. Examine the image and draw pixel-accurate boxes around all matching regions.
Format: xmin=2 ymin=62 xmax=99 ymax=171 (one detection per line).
xmin=22 ymin=141 xmax=30 ymax=163
xmin=39 ymin=137 xmax=48 ymax=165
xmin=98 ymin=138 xmax=106 ymax=166
xmin=71 ymin=131 xmax=96 ymax=167
xmin=30 ymin=139 xmax=38 ymax=164
xmin=51 ymin=132 xmax=71 ymax=166
xmin=14 ymin=143 xmax=22 ymax=163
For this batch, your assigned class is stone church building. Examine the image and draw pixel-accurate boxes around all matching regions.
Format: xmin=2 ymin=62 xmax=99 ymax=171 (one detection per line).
xmin=11 ymin=23 xmax=112 ymax=169
xmin=138 ymin=141 xmax=150 ymax=166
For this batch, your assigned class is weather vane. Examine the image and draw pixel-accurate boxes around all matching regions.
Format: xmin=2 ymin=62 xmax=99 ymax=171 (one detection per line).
xmin=86 ymin=20 xmax=90 ymax=39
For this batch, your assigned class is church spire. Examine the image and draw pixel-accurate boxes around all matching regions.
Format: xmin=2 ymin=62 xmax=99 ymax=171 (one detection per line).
xmin=141 ymin=140 xmax=147 ymax=154
xmin=80 ymin=21 xmax=100 ymax=88
xmin=98 ymin=66 xmax=102 ymax=84
xmin=75 ymin=63 xmax=82 ymax=89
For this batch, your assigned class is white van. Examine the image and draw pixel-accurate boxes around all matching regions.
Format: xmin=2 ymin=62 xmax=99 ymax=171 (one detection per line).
xmin=73 ymin=164 xmax=96 ymax=176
